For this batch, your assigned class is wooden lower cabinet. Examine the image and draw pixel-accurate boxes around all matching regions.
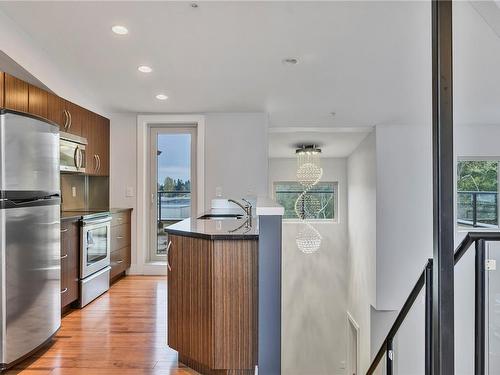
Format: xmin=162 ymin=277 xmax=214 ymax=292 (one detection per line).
xmin=168 ymin=234 xmax=258 ymax=375
xmin=60 ymin=219 xmax=79 ymax=309
xmin=110 ymin=209 xmax=132 ymax=282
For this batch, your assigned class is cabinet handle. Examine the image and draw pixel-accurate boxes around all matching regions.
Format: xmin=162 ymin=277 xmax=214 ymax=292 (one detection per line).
xmin=60 ymin=288 xmax=68 ymax=294
xmin=60 ymin=254 xmax=68 ymax=259
xmin=67 ymin=110 xmax=72 ymax=130
xmin=60 ymin=228 xmax=69 ymax=233
xmin=63 ymin=110 xmax=69 ymax=130
xmin=116 ymin=259 xmax=124 ymax=264
xmin=94 ymin=155 xmax=98 ymax=173
xmin=166 ymin=241 xmax=172 ymax=272
xmin=116 ymin=236 xmax=124 ymax=239
xmin=96 ymin=155 xmax=101 ymax=173
xmin=117 ymin=217 xmax=123 ymax=222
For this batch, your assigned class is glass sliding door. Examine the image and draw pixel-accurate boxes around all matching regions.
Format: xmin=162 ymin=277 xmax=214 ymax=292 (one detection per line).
xmin=149 ymin=126 xmax=196 ymax=261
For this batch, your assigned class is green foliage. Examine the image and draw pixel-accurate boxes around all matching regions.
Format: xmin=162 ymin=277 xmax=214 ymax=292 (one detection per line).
xmin=159 ymin=177 xmax=191 ymax=192
xmin=457 ymin=161 xmax=498 ymax=192
xmin=274 ymin=182 xmax=335 ymax=220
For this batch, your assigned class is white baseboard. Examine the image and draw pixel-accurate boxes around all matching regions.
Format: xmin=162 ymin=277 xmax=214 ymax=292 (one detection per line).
xmin=126 ymin=262 xmax=167 ymax=276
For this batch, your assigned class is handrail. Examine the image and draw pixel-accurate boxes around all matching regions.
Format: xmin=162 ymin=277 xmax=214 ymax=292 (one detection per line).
xmin=366 ymin=231 xmax=500 ymax=375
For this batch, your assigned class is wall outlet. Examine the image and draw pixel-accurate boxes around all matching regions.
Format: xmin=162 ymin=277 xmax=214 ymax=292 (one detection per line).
xmin=71 ymin=186 xmax=77 ymax=197
xmin=126 ymin=186 xmax=135 ymax=197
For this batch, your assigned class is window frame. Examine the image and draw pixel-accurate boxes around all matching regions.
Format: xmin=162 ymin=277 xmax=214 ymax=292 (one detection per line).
xmin=456 ymin=157 xmax=500 ymax=232
xmin=273 ymin=180 xmax=339 ymax=223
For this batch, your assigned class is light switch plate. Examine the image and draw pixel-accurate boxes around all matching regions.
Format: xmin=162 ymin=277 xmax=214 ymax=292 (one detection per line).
xmin=126 ymin=186 xmax=135 ymax=197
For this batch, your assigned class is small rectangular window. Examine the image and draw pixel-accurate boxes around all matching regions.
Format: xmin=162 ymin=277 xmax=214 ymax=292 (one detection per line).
xmin=457 ymin=160 xmax=499 ymax=230
xmin=274 ymin=181 xmax=338 ymax=221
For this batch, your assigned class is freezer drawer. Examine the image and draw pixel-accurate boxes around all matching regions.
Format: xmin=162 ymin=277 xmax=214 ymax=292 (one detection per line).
xmin=0 ymin=204 xmax=61 ymax=366
xmin=79 ymin=266 xmax=110 ymax=308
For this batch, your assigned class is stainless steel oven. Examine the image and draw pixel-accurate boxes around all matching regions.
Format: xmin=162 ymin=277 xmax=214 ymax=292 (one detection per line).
xmin=79 ymin=214 xmax=111 ymax=307
xmin=60 ymin=132 xmax=86 ymax=173
xmin=81 ymin=215 xmax=111 ymax=279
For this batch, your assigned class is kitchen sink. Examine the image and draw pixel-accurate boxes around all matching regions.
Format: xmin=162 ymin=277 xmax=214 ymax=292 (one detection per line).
xmin=198 ymin=213 xmax=244 ymax=220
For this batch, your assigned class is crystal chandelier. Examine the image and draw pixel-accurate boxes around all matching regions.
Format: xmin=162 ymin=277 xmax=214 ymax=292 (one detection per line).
xmin=296 ymin=145 xmax=323 ymax=189
xmin=294 ymin=145 xmax=323 ymax=254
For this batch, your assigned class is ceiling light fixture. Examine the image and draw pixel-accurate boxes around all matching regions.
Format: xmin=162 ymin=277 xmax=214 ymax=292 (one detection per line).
xmin=282 ymin=58 xmax=299 ymax=65
xmin=191 ymin=2 xmax=199 ymax=8
xmin=138 ymin=65 xmax=153 ymax=73
xmin=156 ymin=94 xmax=168 ymax=100
xmin=112 ymin=25 xmax=129 ymax=35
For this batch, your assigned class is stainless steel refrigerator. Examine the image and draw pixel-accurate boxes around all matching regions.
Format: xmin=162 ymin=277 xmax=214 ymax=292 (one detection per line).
xmin=0 ymin=110 xmax=61 ymax=369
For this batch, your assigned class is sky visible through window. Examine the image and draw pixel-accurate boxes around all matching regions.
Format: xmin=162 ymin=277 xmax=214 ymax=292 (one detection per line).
xmin=157 ymin=134 xmax=191 ymax=185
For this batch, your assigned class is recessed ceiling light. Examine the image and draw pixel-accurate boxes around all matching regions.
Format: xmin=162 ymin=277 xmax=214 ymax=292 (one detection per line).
xmin=138 ymin=65 xmax=153 ymax=73
xmin=112 ymin=25 xmax=128 ymax=35
xmin=156 ymin=94 xmax=168 ymax=100
xmin=282 ymin=58 xmax=298 ymax=65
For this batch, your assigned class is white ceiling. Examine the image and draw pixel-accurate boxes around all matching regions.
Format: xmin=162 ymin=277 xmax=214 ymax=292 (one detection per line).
xmin=0 ymin=1 xmax=432 ymax=128
xmin=0 ymin=1 xmax=499 ymax=128
xmin=268 ymin=128 xmax=371 ymax=158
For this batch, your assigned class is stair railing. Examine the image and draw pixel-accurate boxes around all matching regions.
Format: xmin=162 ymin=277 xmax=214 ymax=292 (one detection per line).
xmin=366 ymin=232 xmax=500 ymax=375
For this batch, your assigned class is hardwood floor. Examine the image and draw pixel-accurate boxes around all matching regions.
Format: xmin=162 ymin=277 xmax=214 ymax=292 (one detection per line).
xmin=8 ymin=276 xmax=199 ymax=375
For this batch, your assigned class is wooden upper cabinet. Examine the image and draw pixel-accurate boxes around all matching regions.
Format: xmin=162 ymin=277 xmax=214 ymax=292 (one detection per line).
xmin=4 ymin=74 xmax=28 ymax=112
xmin=81 ymin=112 xmax=109 ymax=176
xmin=96 ymin=115 xmax=110 ymax=176
xmin=0 ymin=72 xmax=4 ymax=108
xmin=28 ymin=84 xmax=48 ymax=119
xmin=64 ymin=101 xmax=83 ymax=136
xmin=47 ymin=92 xmax=67 ymax=130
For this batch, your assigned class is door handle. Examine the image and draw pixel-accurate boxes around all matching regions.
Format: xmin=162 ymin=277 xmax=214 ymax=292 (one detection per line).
xmin=116 ymin=259 xmax=124 ymax=264
xmin=60 ymin=254 xmax=68 ymax=259
xmin=74 ymin=146 xmax=81 ymax=170
xmin=116 ymin=236 xmax=124 ymax=239
xmin=60 ymin=228 xmax=69 ymax=233
xmin=60 ymin=288 xmax=68 ymax=294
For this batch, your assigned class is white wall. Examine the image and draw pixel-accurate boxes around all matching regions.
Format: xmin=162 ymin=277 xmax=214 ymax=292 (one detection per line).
xmin=269 ymin=157 xmax=348 ymax=375
xmin=346 ymin=132 xmax=377 ymax=374
xmin=109 ymin=113 xmax=138 ymax=267
xmin=109 ymin=112 xmax=269 ymax=274
xmin=204 ymin=113 xmax=269 ymax=207
xmin=375 ymin=124 xmax=433 ymax=310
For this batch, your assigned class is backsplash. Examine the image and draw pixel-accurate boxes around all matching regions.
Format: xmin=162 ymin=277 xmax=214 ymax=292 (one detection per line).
xmin=61 ymin=174 xmax=109 ymax=211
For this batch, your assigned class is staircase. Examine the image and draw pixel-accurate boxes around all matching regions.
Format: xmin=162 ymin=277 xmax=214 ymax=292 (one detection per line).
xmin=366 ymin=232 xmax=500 ymax=375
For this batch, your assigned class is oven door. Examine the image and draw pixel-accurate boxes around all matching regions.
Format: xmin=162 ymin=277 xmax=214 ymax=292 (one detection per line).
xmin=81 ymin=218 xmax=111 ymax=279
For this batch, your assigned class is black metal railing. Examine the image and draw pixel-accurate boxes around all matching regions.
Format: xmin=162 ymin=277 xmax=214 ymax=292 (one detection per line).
xmin=157 ymin=190 xmax=191 ymax=223
xmin=457 ymin=191 xmax=498 ymax=228
xmin=367 ymin=232 xmax=500 ymax=375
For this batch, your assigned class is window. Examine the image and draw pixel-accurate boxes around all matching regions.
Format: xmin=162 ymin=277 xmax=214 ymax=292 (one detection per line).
xmin=457 ymin=160 xmax=499 ymax=229
xmin=274 ymin=181 xmax=338 ymax=221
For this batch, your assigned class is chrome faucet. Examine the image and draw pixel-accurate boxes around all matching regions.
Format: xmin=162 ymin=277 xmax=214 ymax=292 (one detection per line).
xmin=228 ymin=198 xmax=252 ymax=218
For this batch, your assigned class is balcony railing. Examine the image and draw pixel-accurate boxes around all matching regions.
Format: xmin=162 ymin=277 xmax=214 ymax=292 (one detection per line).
xmin=156 ymin=191 xmax=191 ymax=255
xmin=457 ymin=191 xmax=498 ymax=228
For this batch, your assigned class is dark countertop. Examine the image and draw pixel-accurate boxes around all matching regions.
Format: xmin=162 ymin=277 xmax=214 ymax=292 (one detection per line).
xmin=165 ymin=216 xmax=258 ymax=240
xmin=60 ymin=210 xmax=110 ymax=221
xmin=109 ymin=207 xmax=133 ymax=213
xmin=61 ymin=208 xmax=132 ymax=221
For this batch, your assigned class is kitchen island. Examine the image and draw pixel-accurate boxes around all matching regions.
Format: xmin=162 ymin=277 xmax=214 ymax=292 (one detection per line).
xmin=165 ymin=215 xmax=258 ymax=375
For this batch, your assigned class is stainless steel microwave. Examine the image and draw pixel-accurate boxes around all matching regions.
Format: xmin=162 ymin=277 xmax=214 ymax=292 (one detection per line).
xmin=60 ymin=132 xmax=87 ymax=173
